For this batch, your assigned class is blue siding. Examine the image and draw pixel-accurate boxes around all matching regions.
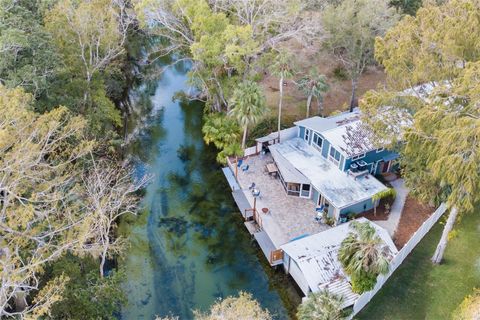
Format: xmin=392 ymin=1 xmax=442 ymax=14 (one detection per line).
xmin=327 ymin=204 xmax=335 ymax=217
xmin=321 ymin=139 xmax=330 ymax=158
xmin=343 ymin=149 xmax=398 ymax=174
xmin=339 ymin=155 xmax=345 ymax=170
xmin=299 ymin=126 xmax=305 ymax=139
xmin=312 ymin=188 xmax=320 ymax=206
xmin=340 ymin=198 xmax=375 ymax=215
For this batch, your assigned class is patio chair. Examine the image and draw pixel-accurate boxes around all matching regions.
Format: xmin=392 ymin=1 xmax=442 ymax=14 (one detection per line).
xmin=242 ymin=164 xmax=249 ymax=172
xmin=249 ymin=182 xmax=256 ymax=190
xmin=237 ymin=159 xmax=243 ymax=167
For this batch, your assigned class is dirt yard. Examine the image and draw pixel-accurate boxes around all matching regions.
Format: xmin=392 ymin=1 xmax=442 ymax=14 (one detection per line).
xmin=260 ymin=39 xmax=386 ymax=122
xmin=393 ymin=196 xmax=435 ymax=249
xmin=357 ymin=198 xmax=395 ymax=221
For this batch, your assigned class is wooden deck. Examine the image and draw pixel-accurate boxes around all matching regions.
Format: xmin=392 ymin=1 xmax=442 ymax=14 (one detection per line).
xmin=254 ymin=230 xmax=283 ymax=266
xmin=222 ymin=167 xmax=240 ymax=190
xmin=232 ymin=189 xmax=253 ymax=219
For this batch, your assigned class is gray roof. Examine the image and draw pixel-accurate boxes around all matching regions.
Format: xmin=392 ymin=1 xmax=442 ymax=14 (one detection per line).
xmin=281 ymin=218 xmax=397 ymax=307
xmin=294 ymin=109 xmax=361 ymax=133
xmin=269 ymin=138 xmax=387 ymax=208
xmin=270 ymin=146 xmax=310 ymax=184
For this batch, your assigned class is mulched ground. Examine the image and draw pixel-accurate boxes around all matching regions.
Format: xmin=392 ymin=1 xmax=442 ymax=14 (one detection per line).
xmin=357 ymin=198 xmax=394 ymax=221
xmin=393 ymin=195 xmax=435 ymax=249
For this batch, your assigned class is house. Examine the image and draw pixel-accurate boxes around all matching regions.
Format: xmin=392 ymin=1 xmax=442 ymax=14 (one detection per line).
xmin=281 ymin=217 xmax=398 ymax=306
xmin=255 ymin=109 xmax=398 ymax=222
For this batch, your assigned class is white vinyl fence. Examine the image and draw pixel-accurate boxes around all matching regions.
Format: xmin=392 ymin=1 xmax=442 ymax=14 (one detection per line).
xmin=349 ymin=203 xmax=448 ymax=318
xmin=244 ymin=146 xmax=258 ymax=157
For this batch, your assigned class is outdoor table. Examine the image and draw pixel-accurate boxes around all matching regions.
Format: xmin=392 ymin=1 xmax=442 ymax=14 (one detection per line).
xmin=266 ymin=163 xmax=278 ymax=174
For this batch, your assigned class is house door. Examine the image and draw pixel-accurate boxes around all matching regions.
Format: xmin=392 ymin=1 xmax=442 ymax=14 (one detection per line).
xmin=318 ymin=195 xmax=330 ymax=213
xmin=379 ymin=160 xmax=391 ymax=173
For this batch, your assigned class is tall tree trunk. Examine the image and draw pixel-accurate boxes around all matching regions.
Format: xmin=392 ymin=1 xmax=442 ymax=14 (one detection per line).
xmin=349 ymin=78 xmax=358 ymax=112
xmin=277 ymin=76 xmax=283 ymax=143
xmin=99 ymin=244 xmax=108 ymax=278
xmin=431 ymin=207 xmax=458 ymax=264
xmin=241 ymin=126 xmax=248 ymax=150
xmin=306 ymin=94 xmax=312 ymax=118
xmin=317 ymin=96 xmax=324 ymax=116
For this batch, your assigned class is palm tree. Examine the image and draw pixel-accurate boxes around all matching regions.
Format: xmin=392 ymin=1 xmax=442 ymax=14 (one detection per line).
xmin=269 ymin=50 xmax=295 ymax=142
xmin=229 ymin=80 xmax=266 ymax=149
xmin=297 ymin=290 xmax=344 ymax=320
xmin=338 ymin=221 xmax=392 ymax=293
xmin=297 ymin=70 xmax=329 ymax=117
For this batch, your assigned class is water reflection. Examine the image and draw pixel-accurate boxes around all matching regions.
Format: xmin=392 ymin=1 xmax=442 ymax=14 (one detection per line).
xmin=121 ymin=59 xmax=298 ymax=319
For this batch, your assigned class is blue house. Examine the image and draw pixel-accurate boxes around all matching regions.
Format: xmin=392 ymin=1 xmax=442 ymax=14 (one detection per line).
xmin=257 ymin=109 xmax=399 ymax=222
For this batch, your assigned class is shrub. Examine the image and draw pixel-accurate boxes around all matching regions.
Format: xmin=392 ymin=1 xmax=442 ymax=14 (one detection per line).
xmin=350 ymin=271 xmax=378 ymax=293
xmin=332 ymin=65 xmax=348 ymax=81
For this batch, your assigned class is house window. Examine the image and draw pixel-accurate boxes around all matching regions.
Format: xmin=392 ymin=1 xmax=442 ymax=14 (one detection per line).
xmin=312 ymin=133 xmax=323 ymax=151
xmin=328 ymin=146 xmax=341 ymax=165
xmin=376 ymin=147 xmax=385 ymax=153
xmin=352 ymin=153 xmax=365 ymax=160
xmin=304 ymin=128 xmax=311 ymax=142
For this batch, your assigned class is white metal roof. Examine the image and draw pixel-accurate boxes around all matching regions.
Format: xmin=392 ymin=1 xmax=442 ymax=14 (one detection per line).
xmin=270 ymin=147 xmax=310 ymax=184
xmin=281 ymin=218 xmax=398 ymax=307
xmin=269 ymin=138 xmax=387 ymax=209
xmin=255 ymin=127 xmax=298 ymax=143
xmin=321 ymin=120 xmax=375 ymax=157
xmin=294 ymin=109 xmax=361 ymax=134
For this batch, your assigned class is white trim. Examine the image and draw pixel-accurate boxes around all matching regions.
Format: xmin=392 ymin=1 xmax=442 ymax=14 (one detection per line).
xmin=376 ymin=147 xmax=385 ymax=153
xmin=300 ymin=183 xmax=312 ymax=199
xmin=352 ymin=153 xmax=365 ymax=160
xmin=304 ymin=128 xmax=311 ymax=142
xmin=328 ymin=145 xmax=340 ymax=166
xmin=312 ymin=132 xmax=323 ymax=152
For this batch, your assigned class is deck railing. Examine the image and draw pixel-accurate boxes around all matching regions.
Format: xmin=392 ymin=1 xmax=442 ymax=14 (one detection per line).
xmin=270 ymin=249 xmax=284 ymax=264
xmin=245 ymin=208 xmax=262 ymax=228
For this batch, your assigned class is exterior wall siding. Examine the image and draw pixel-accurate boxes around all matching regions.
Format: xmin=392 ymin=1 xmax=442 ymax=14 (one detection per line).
xmin=312 ymin=188 xmax=320 ymax=206
xmin=321 ymin=139 xmax=330 ymax=158
xmin=344 ymin=149 xmax=398 ymax=174
xmin=339 ymin=198 xmax=375 ymax=215
xmin=299 ymin=126 xmax=305 ymax=139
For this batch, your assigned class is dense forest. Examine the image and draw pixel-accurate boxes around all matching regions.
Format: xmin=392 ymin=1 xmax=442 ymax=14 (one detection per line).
xmin=1 ymin=0 xmax=479 ymax=319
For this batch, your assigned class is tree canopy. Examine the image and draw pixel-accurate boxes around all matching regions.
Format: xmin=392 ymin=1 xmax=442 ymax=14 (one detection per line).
xmin=362 ymin=0 xmax=480 ymax=213
xmin=322 ymin=0 xmax=400 ymax=110
xmin=338 ymin=221 xmax=392 ymax=293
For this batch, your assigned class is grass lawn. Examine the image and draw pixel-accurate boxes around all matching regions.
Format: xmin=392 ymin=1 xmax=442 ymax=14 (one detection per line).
xmin=356 ymin=211 xmax=480 ymax=320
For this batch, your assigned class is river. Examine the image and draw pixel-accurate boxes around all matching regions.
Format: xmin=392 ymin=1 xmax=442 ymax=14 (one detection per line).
xmin=120 ymin=56 xmax=300 ymax=319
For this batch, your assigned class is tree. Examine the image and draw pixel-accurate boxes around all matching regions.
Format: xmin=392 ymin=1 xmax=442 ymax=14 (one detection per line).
xmin=0 ymin=0 xmax=59 ymax=100
xmin=0 ymin=85 xmax=143 ymax=316
xmin=45 ymin=0 xmax=133 ymax=132
xmin=296 ymin=70 xmax=329 ymax=117
xmin=202 ymin=112 xmax=242 ymax=163
xmin=338 ymin=221 xmax=393 ymax=293
xmin=0 ymin=86 xmax=94 ymax=317
xmin=269 ymin=50 xmax=295 ymax=142
xmin=322 ymin=0 xmax=399 ymax=111
xmin=135 ymin=0 xmax=318 ymax=111
xmin=82 ymin=158 xmax=149 ymax=278
xmin=297 ymin=290 xmax=345 ymax=320
xmin=45 ymin=255 xmax=126 ymax=320
xmin=371 ymin=188 xmax=396 ymax=216
xmin=228 ymin=81 xmax=266 ymax=149
xmin=361 ymin=0 xmax=480 ymax=264
xmin=193 ymin=292 xmax=272 ymax=320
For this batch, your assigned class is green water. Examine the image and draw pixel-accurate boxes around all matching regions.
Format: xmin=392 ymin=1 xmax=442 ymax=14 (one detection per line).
xmin=120 ymin=59 xmax=299 ymax=319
